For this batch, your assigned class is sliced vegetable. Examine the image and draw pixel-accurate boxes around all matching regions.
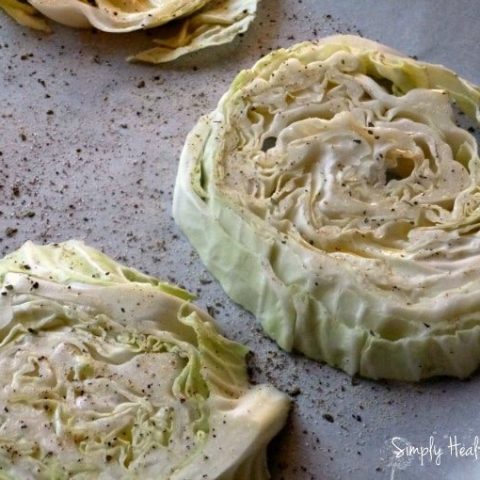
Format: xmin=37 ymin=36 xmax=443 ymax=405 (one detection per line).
xmin=0 ymin=0 xmax=259 ymax=63
xmin=173 ymin=35 xmax=480 ymax=381
xmin=0 ymin=240 xmax=289 ymax=478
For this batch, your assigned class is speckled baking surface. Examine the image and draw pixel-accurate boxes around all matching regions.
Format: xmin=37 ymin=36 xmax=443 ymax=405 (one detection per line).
xmin=1 ymin=1 xmax=480 ymax=479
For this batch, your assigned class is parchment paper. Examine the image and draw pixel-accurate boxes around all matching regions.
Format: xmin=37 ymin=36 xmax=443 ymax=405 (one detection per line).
xmin=1 ymin=1 xmax=479 ymax=478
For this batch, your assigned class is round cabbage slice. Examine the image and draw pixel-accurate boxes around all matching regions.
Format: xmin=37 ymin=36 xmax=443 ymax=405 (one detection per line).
xmin=173 ymin=35 xmax=480 ymax=381
xmin=0 ymin=0 xmax=258 ymax=63
xmin=0 ymin=240 xmax=289 ymax=478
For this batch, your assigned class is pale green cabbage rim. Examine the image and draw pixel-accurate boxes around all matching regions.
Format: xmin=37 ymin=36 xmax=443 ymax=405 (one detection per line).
xmin=0 ymin=240 xmax=289 ymax=479
xmin=173 ymin=35 xmax=480 ymax=381
xmin=0 ymin=0 xmax=259 ymax=63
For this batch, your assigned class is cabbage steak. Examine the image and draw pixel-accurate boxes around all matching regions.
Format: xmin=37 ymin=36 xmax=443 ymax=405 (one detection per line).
xmin=173 ymin=35 xmax=480 ymax=381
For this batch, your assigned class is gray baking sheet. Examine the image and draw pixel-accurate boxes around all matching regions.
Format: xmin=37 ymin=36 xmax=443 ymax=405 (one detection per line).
xmin=1 ymin=1 xmax=480 ymax=478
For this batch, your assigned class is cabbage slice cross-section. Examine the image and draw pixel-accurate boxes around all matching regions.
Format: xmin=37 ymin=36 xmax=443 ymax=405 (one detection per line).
xmin=0 ymin=240 xmax=289 ymax=479
xmin=0 ymin=0 xmax=259 ymax=63
xmin=173 ymin=35 xmax=480 ymax=381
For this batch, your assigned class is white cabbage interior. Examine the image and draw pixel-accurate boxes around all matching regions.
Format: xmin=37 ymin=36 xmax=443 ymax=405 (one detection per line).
xmin=220 ymin=52 xmax=479 ymax=304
